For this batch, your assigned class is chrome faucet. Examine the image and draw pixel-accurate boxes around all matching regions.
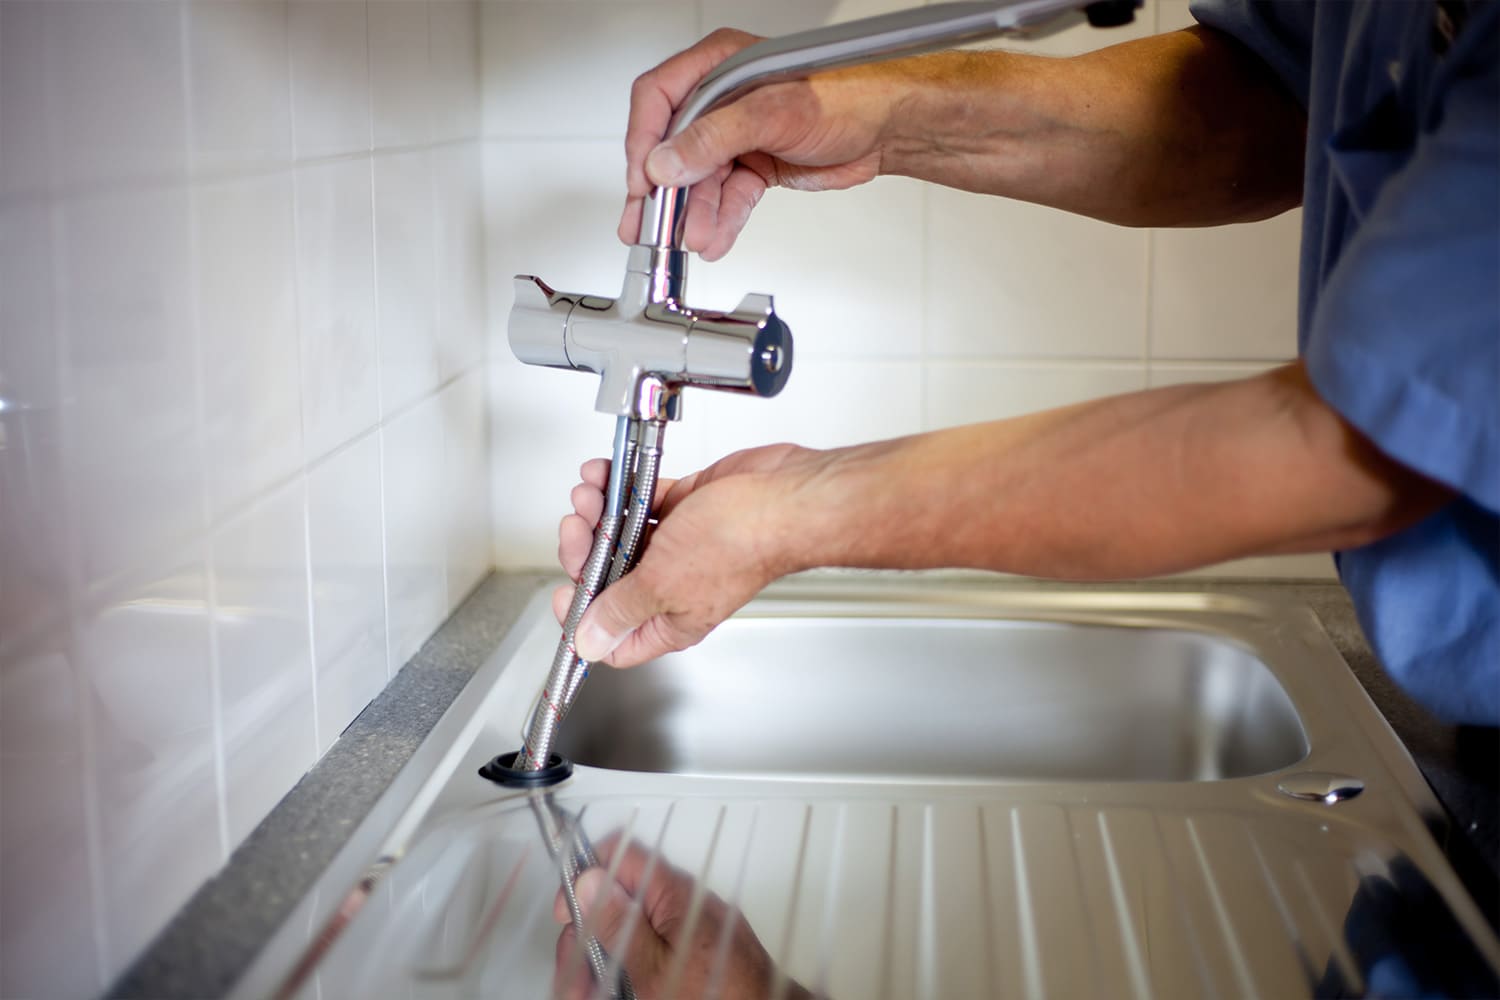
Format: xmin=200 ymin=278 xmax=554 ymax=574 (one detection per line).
xmin=508 ymin=0 xmax=1140 ymax=426
xmin=502 ymin=4 xmax=1138 ymax=997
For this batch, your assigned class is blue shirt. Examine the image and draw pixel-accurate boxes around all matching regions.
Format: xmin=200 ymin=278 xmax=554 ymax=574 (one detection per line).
xmin=1190 ymin=1 xmax=1499 ymax=724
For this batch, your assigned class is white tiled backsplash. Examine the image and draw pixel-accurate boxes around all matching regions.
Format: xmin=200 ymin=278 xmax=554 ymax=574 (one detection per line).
xmin=1 ymin=1 xmax=488 ymax=995
xmin=2 ymin=0 xmax=1327 ymax=996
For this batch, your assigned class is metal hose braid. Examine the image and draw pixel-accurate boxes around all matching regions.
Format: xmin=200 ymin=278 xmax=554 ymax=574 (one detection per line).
xmin=515 ymin=418 xmax=636 ymax=771
xmin=558 ymin=419 xmax=668 ymax=709
xmin=608 ymin=419 xmax=666 ymax=586
xmin=530 ymin=796 xmax=635 ymax=1000
xmin=515 ymin=511 xmax=621 ymax=771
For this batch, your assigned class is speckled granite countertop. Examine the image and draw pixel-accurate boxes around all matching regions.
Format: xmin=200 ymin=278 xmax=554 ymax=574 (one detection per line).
xmin=107 ymin=572 xmax=1499 ymax=999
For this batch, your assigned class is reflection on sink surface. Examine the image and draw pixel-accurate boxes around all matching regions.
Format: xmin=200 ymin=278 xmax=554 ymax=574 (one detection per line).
xmin=558 ymin=617 xmax=1309 ymax=782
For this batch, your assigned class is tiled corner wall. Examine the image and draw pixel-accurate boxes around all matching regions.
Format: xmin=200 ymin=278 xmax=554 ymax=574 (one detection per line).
xmin=0 ymin=2 xmax=490 ymax=996
xmin=481 ymin=0 xmax=1331 ymax=580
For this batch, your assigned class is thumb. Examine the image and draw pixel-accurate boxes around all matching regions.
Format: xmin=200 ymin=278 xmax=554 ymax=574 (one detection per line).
xmin=645 ymin=104 xmax=765 ymax=189
xmin=574 ymin=574 xmax=655 ymax=663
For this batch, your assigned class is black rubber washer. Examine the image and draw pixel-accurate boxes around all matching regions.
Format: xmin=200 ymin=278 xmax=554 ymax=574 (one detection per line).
xmin=478 ymin=750 xmax=574 ymax=788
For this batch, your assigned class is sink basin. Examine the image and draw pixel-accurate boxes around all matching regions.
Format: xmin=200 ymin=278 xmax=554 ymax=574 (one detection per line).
xmin=233 ymin=577 xmax=1500 ymax=1000
xmin=559 ymin=617 xmax=1308 ymax=782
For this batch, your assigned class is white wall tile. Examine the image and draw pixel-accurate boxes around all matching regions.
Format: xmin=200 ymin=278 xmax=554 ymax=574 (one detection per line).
xmin=49 ymin=1 xmax=188 ymax=188
xmin=383 ymin=398 xmax=448 ymax=670
xmin=1157 ymin=0 xmax=1196 ymax=33
xmin=430 ymin=2 xmax=481 ymax=142
xmin=924 ymin=362 xmax=1146 ymax=429
xmin=369 ymin=1 xmax=432 ymax=150
xmin=692 ymin=178 xmax=925 ymax=360
xmin=2 ymin=4 xmax=486 ymax=991
xmin=198 ymin=172 xmax=303 ymax=519
xmin=307 ymin=434 xmax=387 ymax=754
xmin=296 ymin=158 xmax=380 ymax=462
xmin=290 ymin=0 xmax=370 ymax=160
xmin=1149 ymin=210 xmax=1301 ymax=360
xmin=0 ymin=3 xmax=54 ymax=199
xmin=443 ymin=371 xmax=491 ymax=609
xmin=432 ymin=144 xmax=487 ymax=379
xmin=480 ymin=2 xmax=698 ymax=138
xmin=374 ymin=151 xmax=441 ymax=414
xmin=699 ymin=0 xmax=916 ymax=37
xmin=0 ymin=631 xmax=99 ymax=1000
xmin=483 ymin=139 xmax=629 ymax=328
xmin=212 ymin=482 xmax=316 ymax=845
xmin=188 ymin=1 xmax=294 ymax=173
xmin=75 ymin=553 xmax=220 ymax=972
xmin=488 ymin=354 xmax=606 ymax=569
xmin=62 ymin=188 xmax=204 ymax=590
xmin=0 ymin=205 xmax=70 ymax=655
xmin=1146 ymin=361 xmax=1280 ymax=388
xmin=926 ymin=190 xmax=1148 ymax=360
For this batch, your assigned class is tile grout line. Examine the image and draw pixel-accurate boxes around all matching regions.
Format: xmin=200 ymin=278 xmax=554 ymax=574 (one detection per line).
xmin=285 ymin=0 xmax=319 ymax=804
xmin=177 ymin=0 xmax=235 ymax=873
xmin=377 ymin=0 xmax=409 ymax=683
xmin=32 ymin=0 xmax=114 ymax=984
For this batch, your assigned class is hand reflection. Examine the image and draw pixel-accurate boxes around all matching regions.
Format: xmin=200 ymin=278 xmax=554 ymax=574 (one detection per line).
xmin=551 ymin=835 xmax=816 ymax=1000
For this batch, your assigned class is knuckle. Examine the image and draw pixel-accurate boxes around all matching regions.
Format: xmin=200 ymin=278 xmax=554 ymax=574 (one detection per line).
xmin=706 ymin=26 xmax=754 ymax=48
xmin=682 ymin=115 xmax=725 ymax=157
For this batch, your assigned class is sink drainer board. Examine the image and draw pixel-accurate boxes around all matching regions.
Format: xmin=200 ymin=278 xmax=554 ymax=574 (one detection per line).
xmin=234 ymin=581 xmax=1500 ymax=1000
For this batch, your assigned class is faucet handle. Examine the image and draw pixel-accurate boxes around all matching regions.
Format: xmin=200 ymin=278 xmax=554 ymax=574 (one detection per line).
xmin=676 ymin=292 xmax=794 ymax=398
xmin=510 ymin=275 xmax=578 ymax=372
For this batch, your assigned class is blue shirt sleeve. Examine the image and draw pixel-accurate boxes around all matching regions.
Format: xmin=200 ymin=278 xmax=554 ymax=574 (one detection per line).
xmin=1304 ymin=18 xmax=1500 ymax=513
xmin=1189 ymin=0 xmax=1316 ymax=107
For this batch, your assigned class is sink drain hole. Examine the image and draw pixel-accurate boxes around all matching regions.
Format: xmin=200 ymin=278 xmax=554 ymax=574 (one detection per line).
xmin=478 ymin=750 xmax=574 ymax=788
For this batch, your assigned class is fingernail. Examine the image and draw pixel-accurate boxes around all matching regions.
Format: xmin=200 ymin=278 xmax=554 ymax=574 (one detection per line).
xmin=575 ymin=621 xmax=623 ymax=663
xmin=645 ymin=144 xmax=685 ymax=186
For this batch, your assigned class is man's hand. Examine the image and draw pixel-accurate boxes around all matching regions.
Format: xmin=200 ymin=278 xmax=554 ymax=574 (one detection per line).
xmin=552 ymin=836 xmax=813 ymax=1000
xmin=556 ymin=444 xmax=830 ymax=667
xmin=619 ymin=28 xmax=909 ymax=260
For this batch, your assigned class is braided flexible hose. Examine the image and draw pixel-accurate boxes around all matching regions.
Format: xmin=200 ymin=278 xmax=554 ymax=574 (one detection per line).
xmin=515 ymin=418 xmax=635 ymax=771
xmin=560 ymin=419 xmax=667 ymax=708
xmin=515 ymin=416 xmax=667 ymax=1000
xmin=530 ymin=796 xmax=635 ymax=1000
xmin=608 ymin=419 xmax=665 ymax=587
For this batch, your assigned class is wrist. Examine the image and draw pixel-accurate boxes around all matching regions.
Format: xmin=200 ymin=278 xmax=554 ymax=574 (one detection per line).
xmin=871 ymin=50 xmax=1029 ymax=181
xmin=737 ymin=446 xmax=855 ymax=580
xmin=758 ymin=442 xmax=887 ymax=576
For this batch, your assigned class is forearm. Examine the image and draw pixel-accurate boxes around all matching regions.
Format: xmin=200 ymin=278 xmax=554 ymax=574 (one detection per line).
xmin=779 ymin=365 xmax=1449 ymax=580
xmin=868 ymin=27 xmax=1306 ymax=226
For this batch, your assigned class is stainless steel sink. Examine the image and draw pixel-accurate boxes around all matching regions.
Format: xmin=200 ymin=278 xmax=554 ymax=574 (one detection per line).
xmin=559 ymin=617 xmax=1308 ymax=782
xmin=232 ymin=577 xmax=1500 ymax=1000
